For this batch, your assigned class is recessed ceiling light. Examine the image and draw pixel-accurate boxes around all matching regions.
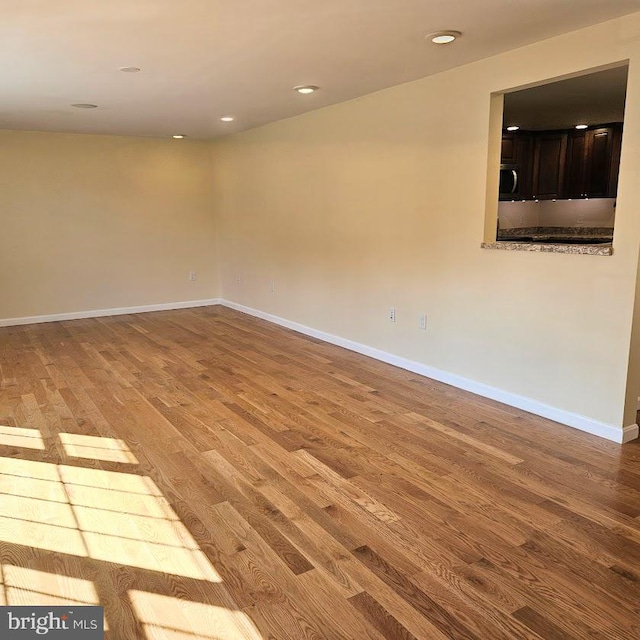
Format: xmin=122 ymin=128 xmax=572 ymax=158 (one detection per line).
xmin=119 ymin=66 xmax=141 ymax=73
xmin=71 ymin=103 xmax=98 ymax=109
xmin=172 ymin=134 xmax=187 ymax=139
xmin=576 ymin=124 xmax=589 ymax=130
xmin=220 ymin=116 xmax=235 ymax=122
xmin=506 ymin=125 xmax=520 ymax=131
xmin=294 ymin=85 xmax=319 ymax=94
xmin=428 ymin=30 xmax=461 ymax=45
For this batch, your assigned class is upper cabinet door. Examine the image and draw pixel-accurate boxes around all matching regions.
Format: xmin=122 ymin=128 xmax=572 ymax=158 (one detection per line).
xmin=501 ymin=134 xmax=516 ymax=164
xmin=500 ymin=133 xmax=534 ymax=199
xmin=532 ymin=133 xmax=568 ymax=199
xmin=564 ymin=131 xmax=588 ymax=198
xmin=563 ymin=125 xmax=622 ymax=198
xmin=585 ymin=127 xmax=614 ymax=198
xmin=515 ymin=134 xmax=534 ymax=199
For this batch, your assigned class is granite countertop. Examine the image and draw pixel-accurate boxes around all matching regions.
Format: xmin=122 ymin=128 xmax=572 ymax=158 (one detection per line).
xmin=483 ymin=226 xmax=613 ymax=255
xmin=481 ymin=241 xmax=612 ymax=256
xmin=496 ymin=226 xmax=613 ymax=242
xmin=497 ymin=226 xmax=613 ymax=237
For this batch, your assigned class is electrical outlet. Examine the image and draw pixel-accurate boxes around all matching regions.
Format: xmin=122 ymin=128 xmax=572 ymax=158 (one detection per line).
xmin=188 ymin=271 xmax=197 ymax=282
xmin=270 ymin=280 xmax=275 ymax=292
xmin=389 ymin=307 xmax=396 ymax=323
xmin=419 ymin=313 xmax=427 ymax=330
xmin=236 ymin=274 xmax=242 ymax=285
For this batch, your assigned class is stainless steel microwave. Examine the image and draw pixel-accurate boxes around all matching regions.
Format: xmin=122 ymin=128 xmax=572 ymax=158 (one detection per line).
xmin=499 ymin=164 xmax=519 ymax=198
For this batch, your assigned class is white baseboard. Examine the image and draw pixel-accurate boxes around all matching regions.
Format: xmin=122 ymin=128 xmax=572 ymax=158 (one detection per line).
xmin=221 ymin=299 xmax=636 ymax=445
xmin=0 ymin=298 xmax=222 ymax=328
xmin=622 ymin=423 xmax=639 ymax=444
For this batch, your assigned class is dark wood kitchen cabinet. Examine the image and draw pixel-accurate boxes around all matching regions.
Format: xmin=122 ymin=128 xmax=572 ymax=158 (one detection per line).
xmin=564 ymin=130 xmax=588 ymax=198
xmin=500 ymin=123 xmax=623 ymax=200
xmin=501 ymin=134 xmax=516 ymax=164
xmin=532 ymin=132 xmax=567 ymax=200
xmin=501 ymin=132 xmax=533 ymax=198
xmin=587 ymin=128 xmax=614 ymax=197
xmin=564 ymin=125 xmax=623 ymax=198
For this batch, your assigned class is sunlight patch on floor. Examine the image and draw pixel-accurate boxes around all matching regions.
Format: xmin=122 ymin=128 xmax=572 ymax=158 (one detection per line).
xmin=59 ymin=433 xmax=139 ymax=464
xmin=73 ymin=505 xmax=199 ymax=549
xmin=60 ymin=464 xmax=161 ymax=495
xmin=1 ymin=565 xmax=109 ymax=629
xmin=130 ymin=591 xmax=263 ymax=640
xmin=0 ymin=516 xmax=88 ymax=555
xmin=2 ymin=564 xmax=98 ymax=605
xmin=65 ymin=482 xmax=175 ymax=519
xmin=0 ymin=425 xmax=45 ymax=450
xmin=0 ymin=455 xmax=221 ymax=581
xmin=0 ymin=428 xmax=255 ymax=636
xmin=0 ymin=456 xmax=59 ymax=481
xmin=0 ymin=471 xmax=69 ymax=503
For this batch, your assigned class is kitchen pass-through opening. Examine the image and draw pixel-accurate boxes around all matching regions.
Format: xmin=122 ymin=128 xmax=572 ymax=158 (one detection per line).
xmin=485 ymin=62 xmax=629 ymax=248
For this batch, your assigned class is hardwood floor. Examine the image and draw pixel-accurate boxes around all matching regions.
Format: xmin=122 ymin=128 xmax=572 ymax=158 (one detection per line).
xmin=1 ymin=305 xmax=640 ymax=639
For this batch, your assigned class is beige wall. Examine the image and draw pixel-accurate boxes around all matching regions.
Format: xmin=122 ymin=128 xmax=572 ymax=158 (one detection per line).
xmin=0 ymin=131 xmax=218 ymax=319
xmin=213 ymin=13 xmax=640 ymax=433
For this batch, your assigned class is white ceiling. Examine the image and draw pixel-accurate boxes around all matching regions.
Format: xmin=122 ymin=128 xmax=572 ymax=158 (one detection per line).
xmin=1 ymin=0 xmax=639 ymax=140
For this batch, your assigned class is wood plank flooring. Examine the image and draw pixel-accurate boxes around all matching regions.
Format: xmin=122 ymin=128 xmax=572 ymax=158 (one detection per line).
xmin=1 ymin=305 xmax=640 ymax=639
